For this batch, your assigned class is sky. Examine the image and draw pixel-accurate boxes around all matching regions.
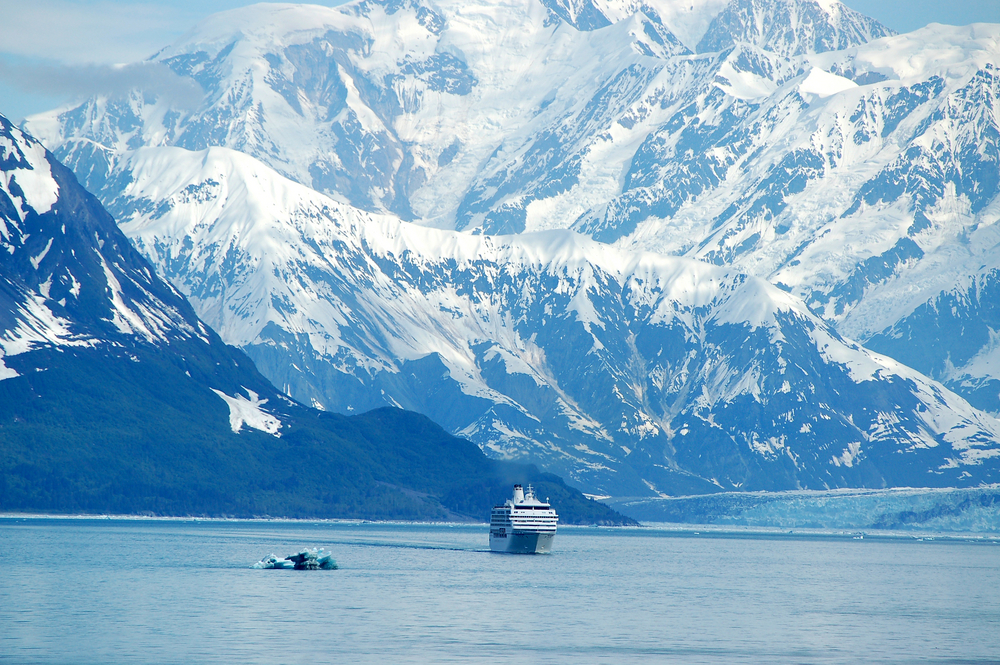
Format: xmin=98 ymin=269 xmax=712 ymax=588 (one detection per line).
xmin=0 ymin=0 xmax=998 ymax=123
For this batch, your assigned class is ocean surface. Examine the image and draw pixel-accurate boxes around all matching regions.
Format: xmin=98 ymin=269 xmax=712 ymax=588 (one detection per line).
xmin=1 ymin=518 xmax=998 ymax=664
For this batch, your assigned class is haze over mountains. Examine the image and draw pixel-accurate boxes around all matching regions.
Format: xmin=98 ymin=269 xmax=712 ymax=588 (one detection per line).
xmin=16 ymin=0 xmax=1000 ymax=498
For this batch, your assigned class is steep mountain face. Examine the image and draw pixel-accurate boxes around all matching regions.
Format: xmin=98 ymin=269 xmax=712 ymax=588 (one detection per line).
xmin=19 ymin=0 xmax=1000 ymax=493
xmin=81 ymin=142 xmax=1000 ymax=496
xmin=695 ymin=0 xmax=893 ymax=56
xmin=0 ymin=115 xmax=630 ymax=523
xmin=865 ymin=268 xmax=1000 ymax=414
xmin=0 ymin=115 xmax=217 ymax=375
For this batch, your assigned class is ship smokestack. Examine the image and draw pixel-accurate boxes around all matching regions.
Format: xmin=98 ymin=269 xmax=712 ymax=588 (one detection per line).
xmin=513 ymin=484 xmax=524 ymax=503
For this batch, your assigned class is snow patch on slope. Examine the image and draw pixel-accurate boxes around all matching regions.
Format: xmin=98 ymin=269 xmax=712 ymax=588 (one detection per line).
xmin=0 ymin=350 xmax=18 ymax=381
xmin=0 ymin=131 xmax=59 ymax=219
xmin=1 ymin=292 xmax=91 ymax=356
xmin=596 ymin=0 xmax=731 ymax=50
xmin=212 ymin=387 xmax=282 ymax=436
xmin=799 ymin=67 xmax=858 ymax=97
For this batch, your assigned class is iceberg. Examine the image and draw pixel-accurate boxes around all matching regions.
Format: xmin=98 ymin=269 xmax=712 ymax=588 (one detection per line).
xmin=251 ymin=554 xmax=293 ymax=570
xmin=252 ymin=548 xmax=338 ymax=570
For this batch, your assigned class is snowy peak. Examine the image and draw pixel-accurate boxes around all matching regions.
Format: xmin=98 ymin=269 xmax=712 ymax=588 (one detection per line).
xmin=22 ymin=0 xmax=899 ymax=241
xmin=0 ymin=115 xmax=299 ymax=454
xmin=697 ymin=0 xmax=895 ymax=56
xmin=0 ymin=114 xmax=208 ymax=357
xmin=595 ymin=0 xmax=731 ymax=51
xmin=540 ymin=0 xmax=613 ymax=30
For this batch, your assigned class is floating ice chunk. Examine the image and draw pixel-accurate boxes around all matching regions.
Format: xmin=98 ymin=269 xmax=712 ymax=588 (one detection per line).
xmin=251 ymin=554 xmax=293 ymax=569
xmin=252 ymin=548 xmax=337 ymax=570
xmin=287 ymin=547 xmax=339 ymax=570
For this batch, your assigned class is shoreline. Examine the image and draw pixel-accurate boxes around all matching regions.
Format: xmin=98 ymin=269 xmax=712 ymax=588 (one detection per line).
xmin=3 ymin=512 xmax=999 ymax=542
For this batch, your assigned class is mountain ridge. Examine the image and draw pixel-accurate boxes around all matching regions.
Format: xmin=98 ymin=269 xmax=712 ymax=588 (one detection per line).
xmin=0 ymin=114 xmax=632 ymax=524
xmin=83 ymin=140 xmax=1000 ymax=496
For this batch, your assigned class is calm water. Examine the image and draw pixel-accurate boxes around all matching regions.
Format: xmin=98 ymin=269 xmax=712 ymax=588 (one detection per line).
xmin=1 ymin=519 xmax=998 ymax=664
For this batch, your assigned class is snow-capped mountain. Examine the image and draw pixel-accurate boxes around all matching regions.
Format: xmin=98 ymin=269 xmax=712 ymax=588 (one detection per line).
xmin=0 ymin=113 xmax=311 ymax=512
xmin=80 ymin=141 xmax=1000 ymax=495
xmin=0 ymin=114 xmax=630 ymax=522
xmin=20 ymin=0 xmax=1000 ymax=494
xmin=694 ymin=0 xmax=893 ymax=56
xmin=28 ymin=0 xmax=893 ymax=228
xmin=26 ymin=0 xmax=1000 ymax=418
xmin=0 ymin=114 xmax=217 ymax=372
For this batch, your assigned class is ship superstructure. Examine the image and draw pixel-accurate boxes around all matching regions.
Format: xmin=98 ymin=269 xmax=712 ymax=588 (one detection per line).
xmin=489 ymin=484 xmax=558 ymax=554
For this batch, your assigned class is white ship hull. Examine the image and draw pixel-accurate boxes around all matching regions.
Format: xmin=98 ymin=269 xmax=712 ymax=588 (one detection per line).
xmin=490 ymin=530 xmax=555 ymax=554
xmin=490 ymin=484 xmax=558 ymax=554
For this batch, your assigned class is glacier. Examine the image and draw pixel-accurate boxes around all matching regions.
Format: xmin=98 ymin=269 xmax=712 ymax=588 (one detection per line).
xmin=607 ymin=485 xmax=1000 ymax=532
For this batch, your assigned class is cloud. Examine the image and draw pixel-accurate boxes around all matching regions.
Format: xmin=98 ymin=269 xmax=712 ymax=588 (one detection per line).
xmin=0 ymin=59 xmax=205 ymax=110
xmin=0 ymin=0 xmax=187 ymax=64
xmin=0 ymin=0 xmax=348 ymax=121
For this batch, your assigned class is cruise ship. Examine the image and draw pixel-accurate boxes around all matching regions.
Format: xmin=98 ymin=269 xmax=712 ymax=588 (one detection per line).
xmin=489 ymin=484 xmax=558 ymax=553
